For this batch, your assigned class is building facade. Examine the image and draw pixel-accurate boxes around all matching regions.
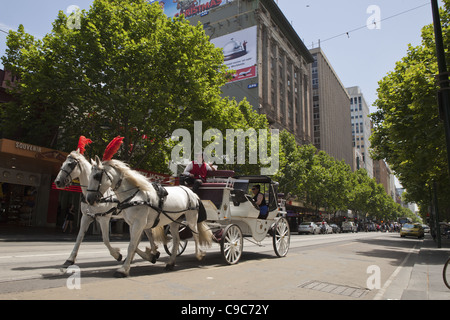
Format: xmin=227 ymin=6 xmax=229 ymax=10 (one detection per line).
xmin=347 ymin=86 xmax=373 ymax=178
xmin=309 ymin=47 xmax=353 ymax=170
xmin=187 ymin=0 xmax=315 ymax=145
xmin=0 ymin=138 xmax=71 ymax=227
xmin=373 ymin=159 xmax=396 ymax=200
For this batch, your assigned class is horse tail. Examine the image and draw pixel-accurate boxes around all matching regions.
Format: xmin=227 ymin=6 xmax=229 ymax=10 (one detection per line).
xmin=194 ymin=194 xmax=212 ymax=247
xmin=182 ymin=186 xmax=212 ymax=247
xmin=197 ymin=221 xmax=213 ymax=248
xmin=151 ymin=226 xmax=167 ymax=245
xmin=197 ymin=200 xmax=207 ymax=223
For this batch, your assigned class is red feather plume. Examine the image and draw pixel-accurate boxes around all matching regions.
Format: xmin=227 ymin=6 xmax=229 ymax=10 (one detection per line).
xmin=103 ymin=136 xmax=124 ymax=161
xmin=77 ymin=136 xmax=93 ymax=155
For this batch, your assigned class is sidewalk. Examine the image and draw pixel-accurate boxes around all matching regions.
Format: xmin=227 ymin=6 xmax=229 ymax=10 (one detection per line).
xmin=381 ymin=233 xmax=450 ymax=300
xmin=400 ymin=235 xmax=450 ymax=300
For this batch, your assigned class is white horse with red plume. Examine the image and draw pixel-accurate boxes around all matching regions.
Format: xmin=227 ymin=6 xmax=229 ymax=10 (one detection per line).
xmin=54 ymin=136 xmax=161 ymax=268
xmin=86 ymin=137 xmax=213 ymax=277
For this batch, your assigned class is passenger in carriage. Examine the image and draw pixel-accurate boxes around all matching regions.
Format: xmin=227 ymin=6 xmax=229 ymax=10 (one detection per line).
xmin=252 ymin=185 xmax=269 ymax=220
xmin=182 ymin=153 xmax=216 ymax=194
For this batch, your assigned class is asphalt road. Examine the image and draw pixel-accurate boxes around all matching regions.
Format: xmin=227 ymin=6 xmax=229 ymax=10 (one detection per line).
xmin=0 ymin=231 xmax=422 ymax=300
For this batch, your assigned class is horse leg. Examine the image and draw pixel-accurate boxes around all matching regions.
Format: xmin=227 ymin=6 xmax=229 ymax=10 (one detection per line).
xmin=166 ymin=222 xmax=180 ymax=271
xmin=63 ymin=213 xmax=93 ymax=268
xmin=144 ymin=229 xmax=160 ymax=264
xmin=133 ymin=229 xmax=160 ymax=264
xmin=114 ymin=219 xmax=146 ymax=278
xmin=97 ymin=215 xmax=122 ymax=262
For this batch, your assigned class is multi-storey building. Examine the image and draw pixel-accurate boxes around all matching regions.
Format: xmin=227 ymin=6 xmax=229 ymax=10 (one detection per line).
xmin=170 ymin=0 xmax=316 ymax=145
xmin=347 ymin=86 xmax=373 ymax=178
xmin=309 ymin=47 xmax=353 ymax=170
xmin=373 ymin=159 xmax=396 ymax=200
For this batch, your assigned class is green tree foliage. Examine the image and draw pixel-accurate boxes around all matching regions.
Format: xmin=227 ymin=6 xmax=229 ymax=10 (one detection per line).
xmin=1 ymin=0 xmax=268 ymax=174
xmin=370 ymin=1 xmax=450 ymax=221
xmin=276 ymin=130 xmax=408 ymax=221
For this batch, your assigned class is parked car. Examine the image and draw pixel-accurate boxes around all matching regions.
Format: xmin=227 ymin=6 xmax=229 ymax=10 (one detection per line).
xmin=298 ymin=222 xmax=319 ymax=235
xmin=342 ymin=221 xmax=357 ymax=233
xmin=400 ymin=223 xmax=424 ymax=239
xmin=422 ymin=224 xmax=430 ymax=234
xmin=330 ymin=224 xmax=341 ymax=233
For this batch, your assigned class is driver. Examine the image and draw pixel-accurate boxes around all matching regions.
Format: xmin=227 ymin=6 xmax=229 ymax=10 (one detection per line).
xmin=251 ymin=185 xmax=269 ymax=220
xmin=182 ymin=152 xmax=215 ymax=194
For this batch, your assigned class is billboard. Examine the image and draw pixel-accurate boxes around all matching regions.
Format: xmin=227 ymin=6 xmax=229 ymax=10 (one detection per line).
xmin=149 ymin=0 xmax=233 ymax=19
xmin=210 ymin=26 xmax=258 ymax=83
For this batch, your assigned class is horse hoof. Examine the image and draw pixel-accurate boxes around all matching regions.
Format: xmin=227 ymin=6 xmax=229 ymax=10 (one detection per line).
xmin=113 ymin=271 xmax=128 ymax=278
xmin=63 ymin=260 xmax=74 ymax=268
xmin=116 ymin=254 xmax=123 ymax=262
xmin=165 ymin=264 xmax=175 ymax=271
xmin=150 ymin=252 xmax=160 ymax=264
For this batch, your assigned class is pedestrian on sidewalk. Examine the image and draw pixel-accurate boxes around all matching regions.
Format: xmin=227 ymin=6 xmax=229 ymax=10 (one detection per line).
xmin=62 ymin=204 xmax=75 ymax=233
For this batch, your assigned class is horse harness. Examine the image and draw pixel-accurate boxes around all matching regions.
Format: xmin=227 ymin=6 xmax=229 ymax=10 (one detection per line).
xmin=88 ymin=166 xmax=199 ymax=229
xmin=115 ymin=183 xmax=200 ymax=229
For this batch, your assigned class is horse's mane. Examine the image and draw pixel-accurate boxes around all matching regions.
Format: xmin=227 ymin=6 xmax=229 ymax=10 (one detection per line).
xmin=104 ymin=159 xmax=153 ymax=192
xmin=69 ymin=150 xmax=89 ymax=164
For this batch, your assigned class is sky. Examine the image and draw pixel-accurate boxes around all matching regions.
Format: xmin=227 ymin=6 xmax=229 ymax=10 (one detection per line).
xmin=276 ymin=0 xmax=442 ymax=112
xmin=0 ymin=0 xmax=443 ymax=112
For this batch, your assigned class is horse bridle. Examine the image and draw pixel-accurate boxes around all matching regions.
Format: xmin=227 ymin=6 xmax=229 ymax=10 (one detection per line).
xmin=59 ymin=156 xmax=81 ymax=186
xmin=87 ymin=166 xmax=123 ymax=201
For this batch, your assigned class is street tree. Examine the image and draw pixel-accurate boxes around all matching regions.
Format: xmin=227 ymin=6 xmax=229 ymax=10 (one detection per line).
xmin=1 ymin=0 xmax=268 ymax=174
xmin=370 ymin=1 xmax=450 ymax=220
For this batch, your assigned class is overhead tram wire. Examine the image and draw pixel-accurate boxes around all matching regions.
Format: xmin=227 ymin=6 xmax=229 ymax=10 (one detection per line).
xmin=308 ymin=2 xmax=430 ymax=49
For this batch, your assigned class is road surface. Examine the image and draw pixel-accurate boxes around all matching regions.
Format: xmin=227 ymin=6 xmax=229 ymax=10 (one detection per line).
xmin=0 ymin=231 xmax=421 ymax=300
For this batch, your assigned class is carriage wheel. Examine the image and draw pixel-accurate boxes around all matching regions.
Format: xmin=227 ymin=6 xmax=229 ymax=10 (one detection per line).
xmin=163 ymin=225 xmax=188 ymax=257
xmin=220 ymin=224 xmax=243 ymax=265
xmin=273 ymin=217 xmax=290 ymax=257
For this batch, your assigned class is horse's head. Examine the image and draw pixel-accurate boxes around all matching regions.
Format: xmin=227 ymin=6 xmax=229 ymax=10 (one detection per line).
xmin=86 ymin=156 xmax=116 ymax=205
xmin=54 ymin=150 xmax=84 ymax=189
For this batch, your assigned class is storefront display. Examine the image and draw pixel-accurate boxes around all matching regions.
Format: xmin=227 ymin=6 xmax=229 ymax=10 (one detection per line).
xmin=0 ymin=139 xmax=67 ymax=227
xmin=0 ymin=183 xmax=37 ymax=225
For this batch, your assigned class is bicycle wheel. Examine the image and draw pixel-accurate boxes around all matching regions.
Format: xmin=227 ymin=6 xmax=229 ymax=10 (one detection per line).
xmin=443 ymin=257 xmax=450 ymax=290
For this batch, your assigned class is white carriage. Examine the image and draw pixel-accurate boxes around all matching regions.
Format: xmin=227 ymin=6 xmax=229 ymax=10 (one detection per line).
xmin=165 ymin=171 xmax=290 ymax=265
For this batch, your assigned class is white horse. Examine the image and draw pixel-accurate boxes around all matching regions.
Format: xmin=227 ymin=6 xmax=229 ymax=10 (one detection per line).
xmin=54 ymin=150 xmax=161 ymax=268
xmin=86 ymin=156 xmax=213 ymax=278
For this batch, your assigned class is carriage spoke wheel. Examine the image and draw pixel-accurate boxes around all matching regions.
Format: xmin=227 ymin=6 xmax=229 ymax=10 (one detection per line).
xmin=220 ymin=224 xmax=243 ymax=265
xmin=163 ymin=225 xmax=188 ymax=257
xmin=273 ymin=217 xmax=290 ymax=257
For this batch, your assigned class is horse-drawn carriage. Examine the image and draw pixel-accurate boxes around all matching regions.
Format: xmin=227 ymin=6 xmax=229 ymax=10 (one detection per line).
xmin=165 ymin=171 xmax=290 ymax=265
xmin=55 ymin=136 xmax=290 ymax=277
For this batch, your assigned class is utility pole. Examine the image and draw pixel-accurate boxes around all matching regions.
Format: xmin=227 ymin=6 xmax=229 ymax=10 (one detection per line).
xmin=431 ymin=0 xmax=450 ymax=177
xmin=430 ymin=0 xmax=447 ymax=248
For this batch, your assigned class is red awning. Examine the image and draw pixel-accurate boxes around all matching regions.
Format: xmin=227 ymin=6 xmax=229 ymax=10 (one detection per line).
xmin=51 ymin=183 xmax=82 ymax=193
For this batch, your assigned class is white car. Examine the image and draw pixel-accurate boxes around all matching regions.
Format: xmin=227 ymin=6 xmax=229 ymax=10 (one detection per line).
xmin=298 ymin=222 xmax=319 ymax=235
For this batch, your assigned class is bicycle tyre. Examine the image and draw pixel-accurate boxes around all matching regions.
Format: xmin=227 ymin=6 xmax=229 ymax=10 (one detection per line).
xmin=443 ymin=257 xmax=450 ymax=290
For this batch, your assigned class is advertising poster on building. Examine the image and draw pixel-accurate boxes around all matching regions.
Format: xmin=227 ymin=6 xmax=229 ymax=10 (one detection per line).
xmin=210 ymin=26 xmax=258 ymax=83
xmin=149 ymin=0 xmax=233 ymax=19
